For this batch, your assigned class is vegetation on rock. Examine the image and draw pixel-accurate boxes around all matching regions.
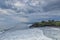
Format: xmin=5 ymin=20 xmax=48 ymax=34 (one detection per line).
xmin=29 ymin=20 xmax=60 ymax=28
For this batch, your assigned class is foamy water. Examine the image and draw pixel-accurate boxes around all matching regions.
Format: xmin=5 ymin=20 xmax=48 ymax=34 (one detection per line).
xmin=0 ymin=26 xmax=60 ymax=40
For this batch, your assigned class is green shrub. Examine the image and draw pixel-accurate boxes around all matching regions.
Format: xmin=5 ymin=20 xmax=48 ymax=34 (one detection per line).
xmin=29 ymin=20 xmax=60 ymax=28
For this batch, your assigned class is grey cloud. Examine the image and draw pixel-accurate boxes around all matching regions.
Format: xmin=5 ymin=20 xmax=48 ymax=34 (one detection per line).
xmin=0 ymin=0 xmax=60 ymax=30
xmin=43 ymin=0 xmax=60 ymax=12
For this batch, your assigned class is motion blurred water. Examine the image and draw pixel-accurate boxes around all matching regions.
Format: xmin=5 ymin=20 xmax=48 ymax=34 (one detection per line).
xmin=0 ymin=25 xmax=60 ymax=40
xmin=40 ymin=27 xmax=60 ymax=40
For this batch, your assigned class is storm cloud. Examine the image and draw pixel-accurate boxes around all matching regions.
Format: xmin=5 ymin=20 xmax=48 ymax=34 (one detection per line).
xmin=0 ymin=0 xmax=60 ymax=30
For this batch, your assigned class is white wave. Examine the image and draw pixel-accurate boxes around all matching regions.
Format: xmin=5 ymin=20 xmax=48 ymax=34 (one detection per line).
xmin=0 ymin=28 xmax=52 ymax=40
xmin=40 ymin=27 xmax=60 ymax=40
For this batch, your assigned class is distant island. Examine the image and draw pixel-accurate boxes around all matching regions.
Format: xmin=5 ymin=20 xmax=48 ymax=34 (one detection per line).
xmin=29 ymin=20 xmax=60 ymax=28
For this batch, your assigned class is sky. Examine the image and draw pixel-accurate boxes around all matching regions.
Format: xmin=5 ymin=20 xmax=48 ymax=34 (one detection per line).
xmin=0 ymin=0 xmax=60 ymax=29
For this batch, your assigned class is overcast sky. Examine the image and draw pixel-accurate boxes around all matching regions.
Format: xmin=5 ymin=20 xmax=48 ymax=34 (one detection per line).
xmin=0 ymin=0 xmax=60 ymax=29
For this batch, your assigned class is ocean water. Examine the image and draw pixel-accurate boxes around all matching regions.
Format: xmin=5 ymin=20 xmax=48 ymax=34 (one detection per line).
xmin=0 ymin=25 xmax=60 ymax=40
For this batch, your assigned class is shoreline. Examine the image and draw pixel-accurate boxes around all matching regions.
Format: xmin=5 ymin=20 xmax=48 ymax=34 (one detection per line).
xmin=30 ymin=26 xmax=60 ymax=28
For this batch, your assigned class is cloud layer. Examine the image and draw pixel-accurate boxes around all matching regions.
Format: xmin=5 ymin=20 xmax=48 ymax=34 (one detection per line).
xmin=0 ymin=0 xmax=60 ymax=30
